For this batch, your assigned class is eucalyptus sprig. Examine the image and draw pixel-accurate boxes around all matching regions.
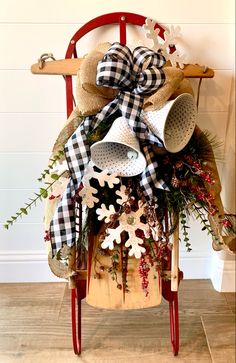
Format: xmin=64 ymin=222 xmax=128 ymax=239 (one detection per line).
xmin=37 ymin=149 xmax=64 ymax=182
xmin=3 ymin=148 xmax=65 ymax=230
xmin=3 ymin=173 xmax=60 ymax=230
xmin=193 ymin=204 xmax=220 ymax=244
xmin=179 ymin=212 xmax=191 ymax=252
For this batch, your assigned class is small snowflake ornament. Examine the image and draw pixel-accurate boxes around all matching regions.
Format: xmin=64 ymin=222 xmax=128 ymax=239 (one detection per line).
xmin=97 ymin=169 xmax=120 ymax=188
xmin=79 ymin=162 xmax=121 ymax=208
xmin=101 ymin=203 xmax=151 ymax=259
xmin=79 ymin=184 xmax=99 ymax=208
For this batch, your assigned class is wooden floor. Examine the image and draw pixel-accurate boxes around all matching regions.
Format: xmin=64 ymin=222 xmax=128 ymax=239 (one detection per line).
xmin=0 ymin=280 xmax=235 ymax=363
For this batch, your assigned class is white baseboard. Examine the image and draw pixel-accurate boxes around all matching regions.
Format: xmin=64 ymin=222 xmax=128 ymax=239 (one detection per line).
xmin=211 ymin=251 xmax=236 ymax=292
xmin=179 ymin=251 xmax=212 ymax=279
xmin=0 ymin=249 xmax=212 ymax=283
xmin=0 ymin=250 xmax=62 ymax=283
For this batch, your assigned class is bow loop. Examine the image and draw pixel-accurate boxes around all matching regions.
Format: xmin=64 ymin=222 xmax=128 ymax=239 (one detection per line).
xmin=96 ymin=43 xmax=133 ymax=90
xmin=96 ymin=43 xmax=166 ymax=96
xmin=132 ymin=46 xmax=166 ymax=94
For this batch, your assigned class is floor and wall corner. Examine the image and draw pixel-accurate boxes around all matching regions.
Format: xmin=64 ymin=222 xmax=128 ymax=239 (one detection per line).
xmin=0 ymin=1 xmax=235 ymax=362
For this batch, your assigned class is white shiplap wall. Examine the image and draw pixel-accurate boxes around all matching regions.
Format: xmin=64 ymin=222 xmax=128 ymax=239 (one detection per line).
xmin=0 ymin=0 xmax=235 ymax=282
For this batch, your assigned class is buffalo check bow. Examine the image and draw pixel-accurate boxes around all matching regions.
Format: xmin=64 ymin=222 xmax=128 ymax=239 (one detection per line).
xmin=50 ymin=42 xmax=169 ymax=256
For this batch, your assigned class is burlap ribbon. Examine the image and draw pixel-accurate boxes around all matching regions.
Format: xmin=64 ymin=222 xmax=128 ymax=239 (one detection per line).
xmin=76 ymin=43 xmax=184 ymax=117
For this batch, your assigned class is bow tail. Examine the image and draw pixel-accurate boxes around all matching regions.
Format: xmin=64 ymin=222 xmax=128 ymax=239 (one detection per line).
xmin=140 ymin=145 xmax=169 ymax=200
xmin=92 ymin=98 xmax=119 ymax=128
xmin=50 ymin=180 xmax=77 ymax=256
xmin=50 ymin=117 xmax=93 ymax=257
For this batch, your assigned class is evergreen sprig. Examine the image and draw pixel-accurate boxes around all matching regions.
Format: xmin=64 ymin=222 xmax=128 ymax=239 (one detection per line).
xmin=179 ymin=212 xmax=191 ymax=251
xmin=37 ymin=149 xmax=64 ymax=182
xmin=3 ymin=174 xmax=60 ymax=230
xmin=3 ymin=149 xmax=65 ymax=230
xmin=193 ymin=204 xmax=220 ymax=244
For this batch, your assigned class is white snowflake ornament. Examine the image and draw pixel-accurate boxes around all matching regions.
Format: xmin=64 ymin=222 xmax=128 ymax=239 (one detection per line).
xmin=79 ymin=185 xmax=99 ymax=208
xmin=96 ymin=204 xmax=116 ymax=223
xmin=115 ymin=185 xmax=130 ymax=205
xmin=143 ymin=18 xmax=187 ymax=69
xmin=101 ymin=204 xmax=151 ymax=259
xmin=97 ymin=169 xmax=120 ymax=188
xmin=101 ymin=227 xmax=122 ymax=249
xmin=125 ymin=238 xmax=146 ymax=259
xmin=79 ymin=162 xmax=121 ymax=208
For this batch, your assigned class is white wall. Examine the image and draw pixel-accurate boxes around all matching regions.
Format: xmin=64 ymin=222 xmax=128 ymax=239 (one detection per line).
xmin=0 ymin=0 xmax=235 ymax=283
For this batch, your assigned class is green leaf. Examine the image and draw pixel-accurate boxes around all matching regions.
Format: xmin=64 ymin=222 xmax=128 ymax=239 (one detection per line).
xmin=3 ymin=224 xmax=9 ymax=230
xmin=40 ymin=188 xmax=48 ymax=198
xmin=20 ymin=208 xmax=28 ymax=215
xmin=50 ymin=173 xmax=60 ymax=180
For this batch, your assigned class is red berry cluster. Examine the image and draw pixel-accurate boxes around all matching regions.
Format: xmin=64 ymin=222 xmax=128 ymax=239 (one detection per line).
xmin=44 ymin=230 xmax=50 ymax=241
xmin=189 ymin=185 xmax=218 ymax=216
xmin=219 ymin=217 xmax=233 ymax=229
xmin=184 ymin=155 xmax=215 ymax=185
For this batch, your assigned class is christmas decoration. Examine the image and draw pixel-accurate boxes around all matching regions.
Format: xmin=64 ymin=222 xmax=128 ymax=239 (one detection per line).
xmin=143 ymin=18 xmax=187 ymax=68
xmin=78 ymin=162 xmax=120 ymax=208
xmin=4 ymin=29 xmax=235 ymax=304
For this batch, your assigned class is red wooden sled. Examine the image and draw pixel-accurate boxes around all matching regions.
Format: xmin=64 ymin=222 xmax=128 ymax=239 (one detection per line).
xmin=31 ymin=11 xmax=215 ymax=357
xmin=63 ymin=12 xmax=182 ymax=356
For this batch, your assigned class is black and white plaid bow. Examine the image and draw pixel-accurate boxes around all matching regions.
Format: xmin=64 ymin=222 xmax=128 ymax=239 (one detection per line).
xmin=50 ymin=43 xmax=169 ymax=256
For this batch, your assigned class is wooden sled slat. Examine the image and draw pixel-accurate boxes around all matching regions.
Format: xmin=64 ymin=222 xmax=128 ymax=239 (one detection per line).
xmin=31 ymin=58 xmax=214 ymax=78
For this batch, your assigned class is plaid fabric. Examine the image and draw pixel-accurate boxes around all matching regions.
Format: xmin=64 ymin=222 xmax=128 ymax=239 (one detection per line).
xmin=50 ymin=43 xmax=167 ymax=256
xmin=50 ymin=117 xmax=94 ymax=254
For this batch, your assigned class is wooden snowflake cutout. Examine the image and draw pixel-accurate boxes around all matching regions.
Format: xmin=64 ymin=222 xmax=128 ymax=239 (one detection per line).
xmin=115 ymin=185 xmax=130 ymax=205
xmin=101 ymin=204 xmax=151 ymax=258
xmin=79 ymin=184 xmax=99 ymax=208
xmin=101 ymin=227 xmax=122 ymax=250
xmin=96 ymin=204 xmax=116 ymax=223
xmin=143 ymin=18 xmax=187 ymax=69
xmin=79 ymin=162 xmax=120 ymax=208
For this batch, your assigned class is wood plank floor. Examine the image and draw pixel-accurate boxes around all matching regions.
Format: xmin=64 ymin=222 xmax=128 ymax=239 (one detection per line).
xmin=0 ymin=280 xmax=235 ymax=363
